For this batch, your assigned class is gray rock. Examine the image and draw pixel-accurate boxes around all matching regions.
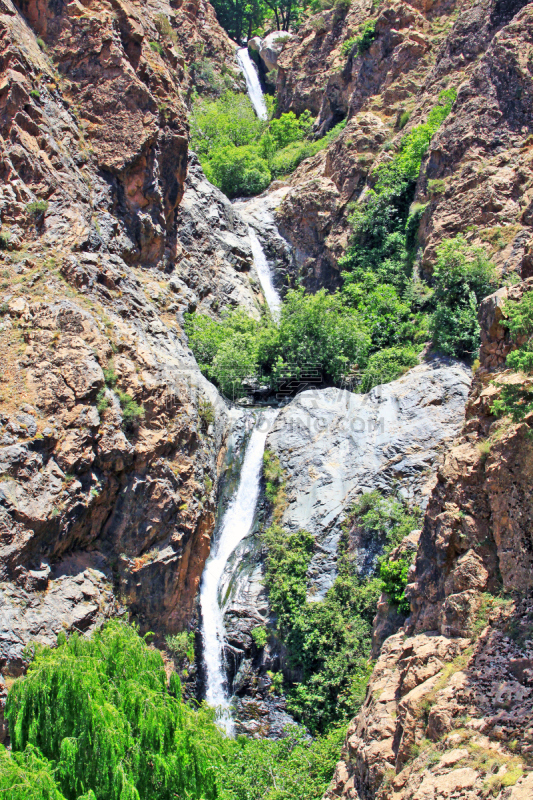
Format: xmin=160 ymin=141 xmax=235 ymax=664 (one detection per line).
xmin=174 ymin=153 xmax=262 ymax=318
xmin=258 ymin=32 xmax=293 ymax=73
xmin=266 ymin=358 xmax=471 ymax=598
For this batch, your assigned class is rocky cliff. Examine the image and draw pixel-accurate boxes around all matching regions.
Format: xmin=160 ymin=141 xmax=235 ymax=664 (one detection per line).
xmin=321 ymin=281 xmax=533 ymax=798
xmin=270 ymin=0 xmax=533 ymax=292
xmin=0 ymin=0 xmax=257 ymax=675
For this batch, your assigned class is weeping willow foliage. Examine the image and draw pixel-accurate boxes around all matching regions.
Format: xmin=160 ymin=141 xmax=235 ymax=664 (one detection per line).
xmin=5 ymin=622 xmax=223 ymax=800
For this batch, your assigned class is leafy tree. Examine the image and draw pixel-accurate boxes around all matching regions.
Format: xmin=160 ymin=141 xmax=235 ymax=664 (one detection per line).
xmin=6 ymin=622 xmax=222 ymax=800
xmin=340 ymin=89 xmax=457 ymax=291
xmin=429 ymin=234 xmax=497 ymax=358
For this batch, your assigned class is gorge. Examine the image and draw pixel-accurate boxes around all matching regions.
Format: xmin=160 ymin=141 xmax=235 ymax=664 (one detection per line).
xmin=1 ymin=0 xmax=533 ymax=797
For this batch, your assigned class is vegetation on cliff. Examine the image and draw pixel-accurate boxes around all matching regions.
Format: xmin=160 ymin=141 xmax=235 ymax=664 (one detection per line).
xmin=1 ymin=623 xmax=344 ymax=800
xmin=191 ymin=91 xmax=345 ymax=197
xmin=260 ymin=491 xmax=421 ymax=732
xmin=186 ymin=89 xmax=499 ymax=400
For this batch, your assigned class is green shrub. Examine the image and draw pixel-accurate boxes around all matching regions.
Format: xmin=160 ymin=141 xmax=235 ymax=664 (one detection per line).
xmin=198 ymin=398 xmax=215 ymax=427
xmin=333 ymin=0 xmax=351 ymax=17
xmin=116 ymin=390 xmax=144 ymax=430
xmin=491 ymin=384 xmax=533 ymax=422
xmin=399 ymin=110 xmax=410 ymax=129
xmin=355 ymin=20 xmax=376 ymax=53
xmin=26 ymin=199 xmax=49 ymax=217
xmin=0 ymin=744 xmax=67 ymax=800
xmin=149 ymin=40 xmax=164 ymax=56
xmin=427 ymin=178 xmax=446 ymax=195
xmin=30 ymin=89 xmax=40 ymax=100
xmin=218 ymin=725 xmax=345 ymax=800
xmin=165 ymin=630 xmax=195 ymax=663
xmin=501 ymin=290 xmax=533 ymax=373
xmin=358 ymin=345 xmax=419 ymax=392
xmin=340 ymin=89 xmax=457 ymax=292
xmin=205 ymin=144 xmax=271 ymax=198
xmin=379 ymin=556 xmax=412 ymax=614
xmin=429 ymin=234 xmax=497 ymax=358
xmin=252 ymin=626 xmax=268 ymax=648
xmin=96 ymin=389 xmax=109 ymax=414
xmin=6 ymin=622 xmax=221 ymax=800
xmin=341 ymin=35 xmax=358 ymax=55
xmin=0 ymin=232 xmax=10 ymax=250
xmin=36 ymin=37 xmax=46 ymax=51
xmin=103 ymin=367 xmax=117 ymax=387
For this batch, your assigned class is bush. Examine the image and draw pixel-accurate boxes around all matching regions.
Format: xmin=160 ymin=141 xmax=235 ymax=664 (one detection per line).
xmin=166 ymin=630 xmax=195 ymax=663
xmin=6 ymin=622 xmax=222 ymax=800
xmin=30 ymin=89 xmax=40 ymax=100
xmin=149 ymin=40 xmax=164 ymax=55
xmin=205 ymin=144 xmax=271 ymax=198
xmin=252 ymin=626 xmax=268 ymax=648
xmin=380 ymin=556 xmax=412 ymax=614
xmin=340 ymin=89 xmax=457 ymax=292
xmin=358 ymin=345 xmax=419 ymax=392
xmin=399 ymin=110 xmax=410 ymax=129
xmin=355 ymin=20 xmax=376 ymax=54
xmin=116 ymin=390 xmax=144 ymax=430
xmin=429 ymin=234 xmax=497 ymax=358
xmin=26 ymin=200 xmax=48 ymax=217
xmin=501 ymin=290 xmax=533 ymax=373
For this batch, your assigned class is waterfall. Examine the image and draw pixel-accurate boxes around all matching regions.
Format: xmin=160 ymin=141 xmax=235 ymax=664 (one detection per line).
xmin=200 ymin=408 xmax=278 ymax=734
xmin=248 ymin=227 xmax=282 ymax=320
xmin=236 ymin=47 xmax=268 ymax=120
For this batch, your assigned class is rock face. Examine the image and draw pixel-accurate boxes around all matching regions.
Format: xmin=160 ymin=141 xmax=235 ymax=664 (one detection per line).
xmin=266 ymin=358 xmax=470 ymax=597
xmin=321 ymin=284 xmax=533 ymax=799
xmin=175 ymin=153 xmax=262 ymax=318
xmin=0 ymin=0 xmax=247 ymax=670
xmin=270 ymin=0 xmax=533 ymax=292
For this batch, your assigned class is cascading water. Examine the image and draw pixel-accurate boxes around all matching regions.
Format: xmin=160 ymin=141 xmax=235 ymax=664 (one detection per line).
xmin=236 ymin=47 xmax=268 ymax=120
xmin=248 ymin=227 xmax=282 ymax=320
xmin=200 ymin=407 xmax=278 ymax=734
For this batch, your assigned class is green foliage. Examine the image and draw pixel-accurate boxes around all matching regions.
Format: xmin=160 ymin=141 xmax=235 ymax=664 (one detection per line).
xmin=206 ymin=144 xmax=271 ymax=198
xmin=263 ymin=449 xmax=284 ymax=504
xmin=103 ymin=367 xmax=117 ymax=387
xmin=165 ymin=631 xmax=195 ymax=664
xmin=251 ymin=626 xmax=269 ymax=648
xmin=116 ymin=391 xmax=144 ymax=431
xmin=350 ymin=490 xmax=422 ymax=555
xmin=0 ymin=744 xmax=67 ymax=800
xmin=191 ymin=92 xmax=345 ymax=197
xmin=427 ymin=178 xmax=445 ymax=195
xmin=398 ymin=110 xmax=410 ymax=129
xmin=379 ymin=557 xmax=412 ymax=614
xmin=198 ymin=398 xmax=215 ymax=428
xmin=340 ymin=89 xmax=456 ymax=292
xmin=217 ymin=725 xmax=345 ymax=800
xmin=341 ymin=35 xmax=358 ymax=55
xmin=2 ymin=626 xmax=344 ymax=800
xmin=149 ymin=40 xmax=164 ymax=56
xmin=502 ymin=290 xmax=533 ymax=373
xmin=491 ymin=384 xmax=533 ymax=422
xmin=354 ymin=20 xmax=376 ymax=54
xmin=30 ymin=89 xmax=41 ymax=100
xmin=185 ymin=289 xmax=371 ymax=399
xmin=0 ymin=231 xmax=10 ymax=250
xmin=6 ymin=621 xmax=222 ymax=800
xmin=429 ymin=234 xmax=497 ymax=358
xmin=358 ymin=345 xmax=419 ymax=392
xmin=36 ymin=37 xmax=46 ymax=51
xmin=26 ymin=200 xmax=49 ymax=217
xmin=261 ymin=518 xmax=385 ymax=732
xmin=96 ymin=389 xmax=109 ymax=414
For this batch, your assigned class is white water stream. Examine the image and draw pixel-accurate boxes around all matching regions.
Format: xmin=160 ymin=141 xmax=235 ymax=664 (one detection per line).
xmin=248 ymin=228 xmax=282 ymax=320
xmin=200 ymin=408 xmax=278 ymax=734
xmin=236 ymin=47 xmax=268 ymax=120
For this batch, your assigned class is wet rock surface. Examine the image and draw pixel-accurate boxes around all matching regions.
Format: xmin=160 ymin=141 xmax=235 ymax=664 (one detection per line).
xmin=267 ymin=358 xmax=470 ymax=597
